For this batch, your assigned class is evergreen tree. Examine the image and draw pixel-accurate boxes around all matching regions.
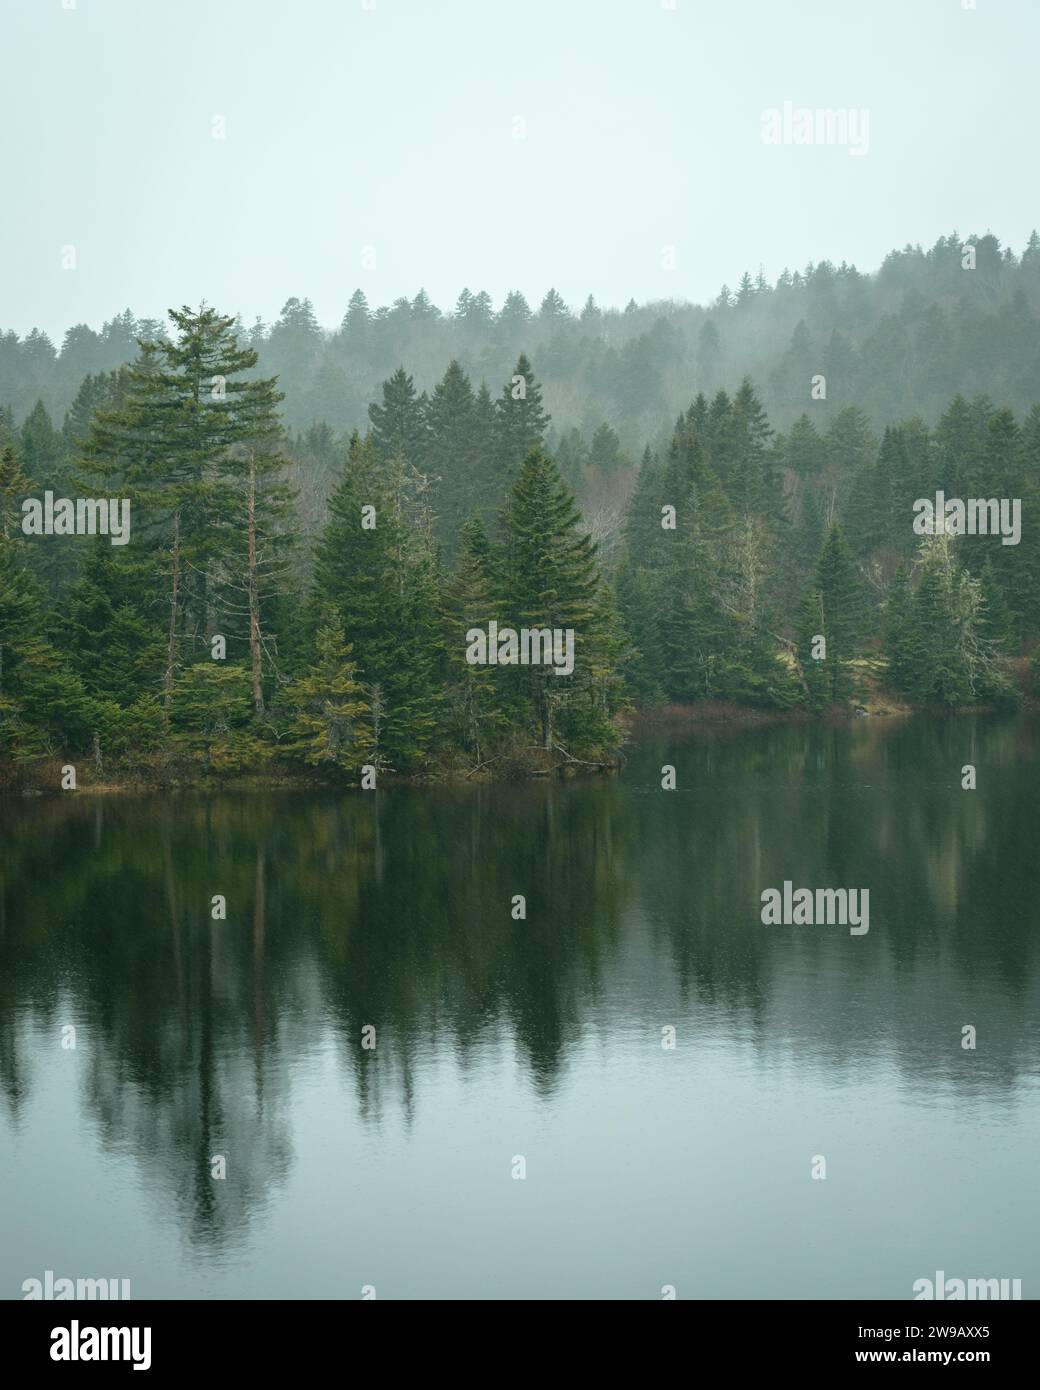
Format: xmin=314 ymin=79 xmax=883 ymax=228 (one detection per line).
xmin=730 ymin=378 xmax=778 ymax=515
xmin=494 ymin=354 xmax=550 ymax=489
xmin=497 ymin=291 xmax=533 ymax=334
xmin=282 ymin=615 xmax=374 ymax=771
xmin=884 ymin=565 xmax=915 ymax=696
xmin=587 ymin=423 xmax=626 ymax=479
xmin=811 ymin=523 xmax=867 ymax=702
xmin=367 ymin=367 xmax=429 ymax=472
xmin=498 ymin=448 xmax=602 ymax=747
xmin=440 ymin=516 xmax=506 ymax=760
xmin=426 ymin=360 xmax=477 ymax=551
xmin=169 ymin=663 xmax=266 ymax=774
xmin=312 ymin=433 xmax=440 ymax=769
xmin=0 ymin=444 xmax=30 ymax=541
xmin=58 ymin=538 xmax=162 ymax=705
xmin=0 ymin=527 xmax=90 ymax=755
xmin=783 ymin=414 xmax=827 ymax=477
xmin=80 ymin=304 xmax=285 ymax=706
xmin=555 ymin=427 xmax=590 ymax=495
xmin=539 ymin=288 xmax=570 ymax=327
xmin=339 ymin=290 xmax=370 ymax=351
xmin=19 ymin=400 xmax=64 ymax=488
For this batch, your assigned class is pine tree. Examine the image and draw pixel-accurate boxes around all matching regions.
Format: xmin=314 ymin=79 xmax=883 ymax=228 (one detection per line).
xmin=783 ymin=415 xmax=827 ymax=477
xmin=538 ymin=288 xmax=570 ymax=327
xmin=975 ymin=559 xmax=1015 ymax=692
xmin=214 ymin=388 xmax=297 ymax=713
xmin=730 ymin=378 xmax=777 ymax=515
xmin=812 ymin=523 xmax=867 ymax=702
xmin=494 ymin=354 xmax=550 ymax=489
xmin=367 ymin=367 xmax=429 ymax=472
xmin=312 ymin=433 xmax=440 ymax=769
xmin=440 ymin=516 xmax=506 ymax=760
xmin=588 ymin=423 xmax=625 ymax=479
xmin=497 ymin=291 xmax=533 ymax=333
xmin=555 ymin=427 xmax=590 ymax=495
xmin=580 ymin=295 xmax=602 ymax=327
xmin=266 ymin=297 xmax=322 ymax=377
xmin=58 ymin=538 xmax=162 ymax=705
xmin=426 ymin=360 xmax=477 ymax=551
xmin=697 ymin=321 xmax=721 ymax=390
xmin=498 ymin=448 xmax=602 ymax=748
xmin=978 ymin=407 xmax=1040 ymax=634
xmin=339 ymin=290 xmax=370 ymax=351
xmin=906 ymin=542 xmax=970 ymax=705
xmin=795 ymin=588 xmax=829 ymax=709
xmin=19 ymin=400 xmax=64 ymax=488
xmin=0 ymin=444 xmax=30 ymax=541
xmin=0 ymin=527 xmax=90 ymax=755
xmin=824 ymin=407 xmax=876 ymax=479
xmin=283 ymin=615 xmax=374 ymax=771
xmin=883 ymin=565 xmax=915 ymax=696
xmin=169 ymin=663 xmax=266 ymax=774
xmin=79 ymin=304 xmax=285 ymax=706
xmin=0 ymin=531 xmax=41 ymax=706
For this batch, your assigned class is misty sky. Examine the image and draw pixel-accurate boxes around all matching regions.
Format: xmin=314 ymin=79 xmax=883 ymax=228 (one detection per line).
xmin=3 ymin=0 xmax=1037 ymax=340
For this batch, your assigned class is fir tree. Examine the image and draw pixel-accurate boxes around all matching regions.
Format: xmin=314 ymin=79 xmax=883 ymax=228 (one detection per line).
xmin=169 ymin=663 xmax=267 ymax=774
xmin=494 ymin=354 xmax=550 ymax=489
xmin=426 ymin=360 xmax=477 ymax=551
xmin=812 ymin=522 xmax=867 ymax=702
xmin=440 ymin=516 xmax=506 ymax=760
xmin=312 ymin=433 xmax=440 ymax=769
xmin=283 ymin=615 xmax=374 ymax=772
xmin=498 ymin=448 xmax=600 ymax=747
xmin=367 ymin=367 xmax=429 ymax=472
xmin=79 ymin=304 xmax=285 ymax=705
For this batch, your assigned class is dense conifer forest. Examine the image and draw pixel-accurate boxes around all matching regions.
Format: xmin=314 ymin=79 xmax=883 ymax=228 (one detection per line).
xmin=3 ymin=231 xmax=1040 ymax=785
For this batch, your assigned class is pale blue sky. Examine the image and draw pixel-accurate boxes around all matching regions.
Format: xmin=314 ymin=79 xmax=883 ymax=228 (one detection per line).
xmin=2 ymin=0 xmax=1036 ymax=339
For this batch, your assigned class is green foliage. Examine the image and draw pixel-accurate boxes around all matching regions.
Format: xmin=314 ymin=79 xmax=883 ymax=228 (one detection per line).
xmin=811 ymin=523 xmax=868 ymax=703
xmin=312 ymin=433 xmax=440 ymax=770
xmin=4 ymin=284 xmax=1040 ymax=779
xmin=282 ymin=616 xmax=374 ymax=772
xmin=495 ymin=354 xmax=550 ymax=490
xmin=440 ymin=517 xmax=507 ymax=759
xmin=78 ymin=304 xmax=294 ymax=702
xmin=169 ymin=663 xmax=268 ymax=773
xmin=884 ymin=537 xmax=1012 ymax=706
xmin=497 ymin=447 xmax=607 ymax=748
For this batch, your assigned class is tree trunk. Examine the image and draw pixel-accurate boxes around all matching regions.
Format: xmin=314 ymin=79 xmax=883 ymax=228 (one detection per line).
xmin=541 ymin=678 xmax=553 ymax=749
xmin=164 ymin=511 xmax=182 ymax=708
xmin=247 ymin=456 xmax=264 ymax=714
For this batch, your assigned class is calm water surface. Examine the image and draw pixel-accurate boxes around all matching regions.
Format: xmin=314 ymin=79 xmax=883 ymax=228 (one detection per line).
xmin=2 ymin=716 xmax=1038 ymax=1299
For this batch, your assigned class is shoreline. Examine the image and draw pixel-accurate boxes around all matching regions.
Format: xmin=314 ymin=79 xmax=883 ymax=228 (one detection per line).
xmin=2 ymin=695 xmax=1028 ymax=798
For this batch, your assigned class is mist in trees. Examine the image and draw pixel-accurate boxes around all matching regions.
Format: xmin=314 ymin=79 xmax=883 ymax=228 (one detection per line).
xmin=3 ymin=250 xmax=1040 ymax=783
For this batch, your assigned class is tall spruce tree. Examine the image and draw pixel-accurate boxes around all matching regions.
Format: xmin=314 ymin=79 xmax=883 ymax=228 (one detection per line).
xmin=811 ymin=522 xmax=867 ymax=703
xmin=367 ymin=367 xmax=429 ymax=473
xmin=426 ymin=360 xmax=478 ymax=551
xmin=498 ymin=447 xmax=608 ymax=748
xmin=282 ymin=614 xmax=374 ymax=772
xmin=440 ymin=516 xmax=505 ymax=760
xmin=80 ymin=305 xmax=288 ymax=707
xmin=494 ymin=354 xmax=550 ymax=492
xmin=312 ymin=433 xmax=440 ymax=769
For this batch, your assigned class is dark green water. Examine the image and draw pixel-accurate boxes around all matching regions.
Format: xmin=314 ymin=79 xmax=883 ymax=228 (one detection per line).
xmin=2 ymin=716 xmax=1038 ymax=1300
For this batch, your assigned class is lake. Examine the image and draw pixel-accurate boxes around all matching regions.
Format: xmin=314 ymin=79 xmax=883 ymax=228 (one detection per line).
xmin=2 ymin=714 xmax=1038 ymax=1300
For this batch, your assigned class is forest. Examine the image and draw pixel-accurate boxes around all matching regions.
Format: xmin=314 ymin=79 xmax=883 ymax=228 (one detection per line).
xmin=2 ymin=229 xmax=1040 ymax=786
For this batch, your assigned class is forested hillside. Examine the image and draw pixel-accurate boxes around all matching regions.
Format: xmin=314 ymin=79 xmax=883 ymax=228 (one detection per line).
xmin=3 ymin=233 xmax=1040 ymax=785
xmin=5 ymin=230 xmax=1040 ymax=446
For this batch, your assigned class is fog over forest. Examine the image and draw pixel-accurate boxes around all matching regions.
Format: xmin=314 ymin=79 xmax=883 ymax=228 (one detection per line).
xmin=5 ymin=229 xmax=1040 ymax=450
